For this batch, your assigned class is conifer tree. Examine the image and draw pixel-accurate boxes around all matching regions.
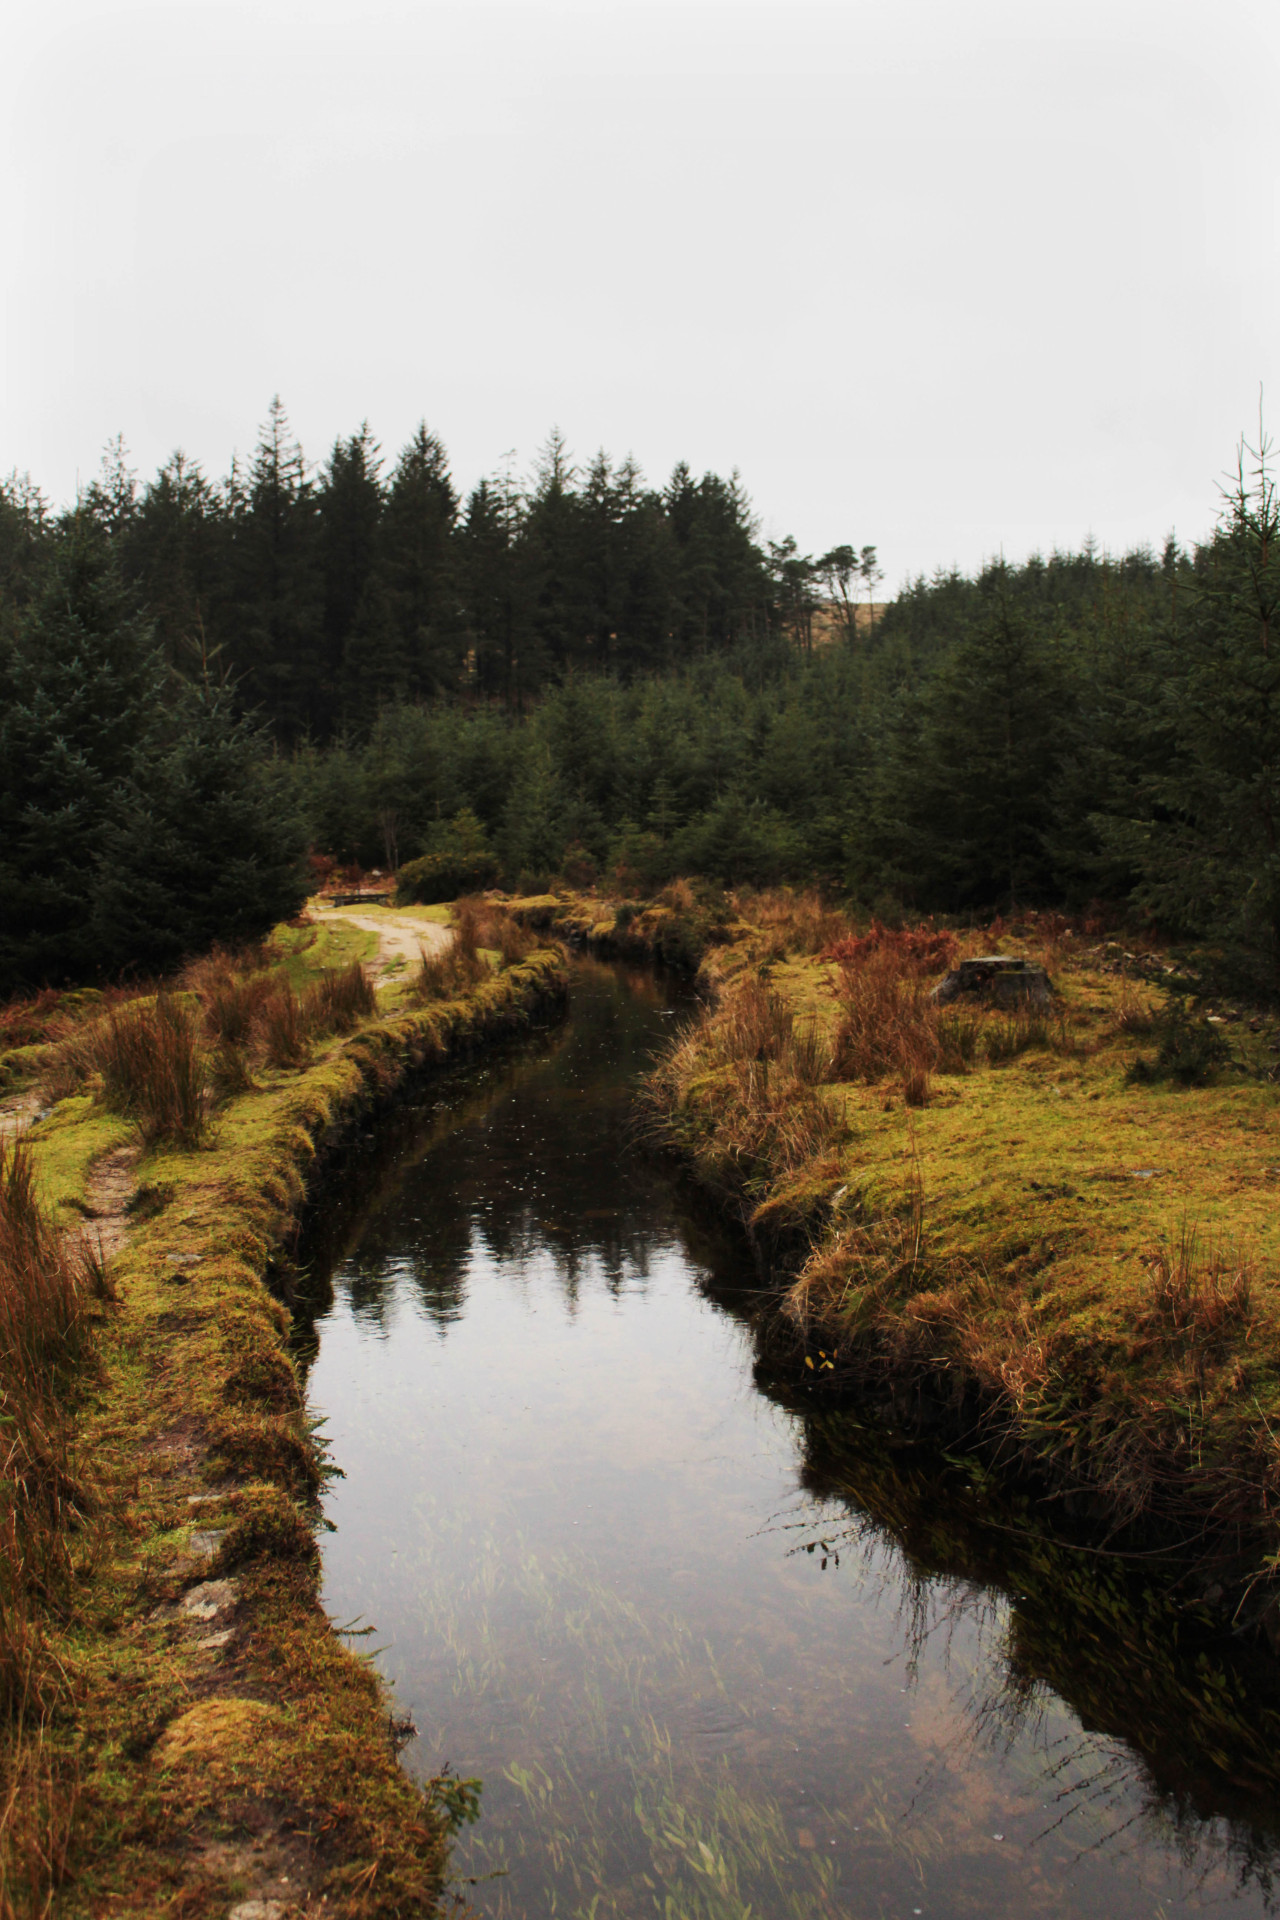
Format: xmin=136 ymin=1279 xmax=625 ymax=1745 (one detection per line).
xmin=92 ymin=677 xmax=307 ymax=973
xmin=1109 ymin=439 xmax=1280 ymax=983
xmin=227 ymin=398 xmax=322 ymax=739
xmin=378 ymin=424 xmax=460 ymax=696
xmin=0 ymin=519 xmax=161 ymax=990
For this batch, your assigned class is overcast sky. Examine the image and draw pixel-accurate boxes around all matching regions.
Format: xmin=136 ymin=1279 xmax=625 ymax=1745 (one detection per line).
xmin=3 ymin=0 xmax=1277 ymax=587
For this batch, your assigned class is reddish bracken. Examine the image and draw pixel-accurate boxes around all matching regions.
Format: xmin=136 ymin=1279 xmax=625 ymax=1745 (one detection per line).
xmin=823 ymin=920 xmax=959 ymax=976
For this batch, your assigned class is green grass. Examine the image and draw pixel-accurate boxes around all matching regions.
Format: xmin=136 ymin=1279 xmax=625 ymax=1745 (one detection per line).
xmin=4 ymin=934 xmax=568 ymax=1915
xmin=646 ymin=905 xmax=1280 ymax=1629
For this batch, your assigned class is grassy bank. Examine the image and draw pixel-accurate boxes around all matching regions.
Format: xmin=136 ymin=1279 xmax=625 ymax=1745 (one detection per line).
xmin=635 ymin=890 xmax=1280 ymax=1636
xmin=0 ymin=915 xmax=567 ymax=1917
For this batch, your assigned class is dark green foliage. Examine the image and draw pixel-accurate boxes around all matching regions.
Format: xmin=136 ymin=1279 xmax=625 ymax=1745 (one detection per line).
xmin=0 ymin=518 xmax=162 ymax=987
xmin=1126 ymin=999 xmax=1232 ymax=1087
xmin=12 ymin=407 xmax=1280 ymax=994
xmin=92 ymin=680 xmax=308 ymax=975
xmin=0 ymin=519 xmax=307 ymax=994
xmin=1100 ymin=447 xmax=1280 ymax=986
xmin=395 ymin=810 xmax=500 ymax=904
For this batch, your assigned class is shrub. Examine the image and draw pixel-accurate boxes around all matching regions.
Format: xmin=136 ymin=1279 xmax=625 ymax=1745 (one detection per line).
xmin=559 ymin=842 xmax=597 ymax=889
xmin=395 ymin=849 xmax=501 ymax=906
xmin=1127 ymin=998 xmax=1231 ymax=1087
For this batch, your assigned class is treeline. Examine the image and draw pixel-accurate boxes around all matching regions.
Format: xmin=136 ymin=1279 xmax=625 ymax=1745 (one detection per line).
xmin=291 ymin=447 xmax=1280 ymax=989
xmin=4 ymin=404 xmax=1279 ymax=995
xmin=0 ymin=402 xmax=873 ymax=741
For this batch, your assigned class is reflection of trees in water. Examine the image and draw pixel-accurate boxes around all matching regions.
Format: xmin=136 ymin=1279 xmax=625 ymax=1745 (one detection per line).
xmin=758 ymin=1408 xmax=1280 ymax=1909
xmin=295 ymin=956 xmax=698 ymax=1354
xmin=300 ymin=955 xmax=1280 ymax=1906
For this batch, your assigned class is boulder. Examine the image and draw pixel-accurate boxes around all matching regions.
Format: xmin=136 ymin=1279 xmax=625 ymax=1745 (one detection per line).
xmin=932 ymin=955 xmax=1054 ymax=1006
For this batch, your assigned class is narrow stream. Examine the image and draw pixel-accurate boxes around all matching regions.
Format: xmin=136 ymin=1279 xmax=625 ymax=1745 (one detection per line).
xmin=298 ymin=959 xmax=1280 ymax=1918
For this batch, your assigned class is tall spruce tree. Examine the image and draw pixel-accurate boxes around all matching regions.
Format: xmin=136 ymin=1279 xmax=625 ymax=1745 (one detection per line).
xmin=378 ymin=424 xmax=460 ymax=697
xmin=227 ymin=398 xmax=323 ymax=739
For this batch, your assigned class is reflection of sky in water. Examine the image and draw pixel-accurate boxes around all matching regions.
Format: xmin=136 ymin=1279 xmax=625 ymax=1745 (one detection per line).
xmin=306 ymin=963 xmax=1279 ymax=1918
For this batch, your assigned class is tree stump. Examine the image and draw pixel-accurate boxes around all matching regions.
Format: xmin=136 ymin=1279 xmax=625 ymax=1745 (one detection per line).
xmin=931 ymin=955 xmax=1054 ymax=1006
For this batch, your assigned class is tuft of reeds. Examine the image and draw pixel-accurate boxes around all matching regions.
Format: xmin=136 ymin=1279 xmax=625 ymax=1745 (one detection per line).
xmin=412 ymin=920 xmax=490 ymax=1002
xmin=831 ymin=950 xmax=940 ymax=1104
xmin=46 ymin=996 xmax=207 ymax=1146
xmin=301 ymin=960 xmax=376 ymax=1035
xmin=201 ymin=968 xmax=276 ymax=1049
xmin=1141 ymin=1222 xmax=1254 ymax=1348
xmin=97 ymin=996 xmax=206 ymax=1146
xmin=935 ymin=1010 xmax=981 ymax=1073
xmin=0 ymin=1143 xmax=103 ymax=1709
xmin=0 ymin=1145 xmax=104 ymax=1909
xmin=984 ymin=1008 xmax=1064 ymax=1064
xmin=257 ymin=979 xmax=309 ymax=1069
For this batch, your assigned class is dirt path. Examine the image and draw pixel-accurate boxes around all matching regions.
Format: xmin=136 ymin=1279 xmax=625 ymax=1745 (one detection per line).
xmin=0 ymin=1088 xmax=42 ymax=1144
xmin=81 ymin=1142 xmax=139 ymax=1262
xmin=312 ymin=906 xmax=452 ymax=979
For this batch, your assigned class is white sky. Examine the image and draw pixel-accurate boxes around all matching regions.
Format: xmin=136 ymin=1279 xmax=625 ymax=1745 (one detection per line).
xmin=3 ymin=0 xmax=1278 ymax=587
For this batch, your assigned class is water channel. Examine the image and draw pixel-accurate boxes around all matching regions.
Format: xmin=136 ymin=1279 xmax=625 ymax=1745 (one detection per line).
xmin=297 ymin=958 xmax=1280 ymax=1918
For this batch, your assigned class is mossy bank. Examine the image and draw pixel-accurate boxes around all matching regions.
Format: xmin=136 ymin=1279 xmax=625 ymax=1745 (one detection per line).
xmin=3 ymin=924 xmax=566 ymax=1917
xmin=623 ymin=889 xmax=1280 ymax=1641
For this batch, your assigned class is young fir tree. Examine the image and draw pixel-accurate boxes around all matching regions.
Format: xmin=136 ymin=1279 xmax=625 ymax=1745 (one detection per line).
xmin=1109 ymin=440 xmax=1280 ymax=984
xmin=0 ymin=519 xmax=162 ymax=991
xmin=92 ymin=676 xmax=308 ymax=974
xmin=883 ymin=571 xmax=1073 ymax=909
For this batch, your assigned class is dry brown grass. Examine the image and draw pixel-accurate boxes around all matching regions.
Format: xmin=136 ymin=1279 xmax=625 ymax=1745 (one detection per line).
xmin=660 ymin=877 xmax=697 ymax=915
xmin=0 ymin=1143 xmax=103 ymax=1719
xmin=412 ymin=918 xmax=489 ymax=1002
xmin=301 ymin=960 xmax=376 ymax=1035
xmin=1141 ymin=1223 xmax=1254 ymax=1347
xmin=832 ymin=951 xmax=941 ymax=1105
xmin=1112 ymin=982 xmax=1160 ymax=1036
xmin=646 ymin=975 xmax=839 ymax=1238
xmin=745 ymin=888 xmax=852 ymax=957
xmin=45 ymin=996 xmax=207 ymax=1146
xmin=453 ymin=897 xmax=537 ymax=969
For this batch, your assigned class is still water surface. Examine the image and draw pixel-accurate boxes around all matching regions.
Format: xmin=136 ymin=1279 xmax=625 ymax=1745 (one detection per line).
xmin=301 ymin=960 xmax=1280 ymax=1918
